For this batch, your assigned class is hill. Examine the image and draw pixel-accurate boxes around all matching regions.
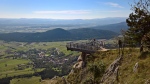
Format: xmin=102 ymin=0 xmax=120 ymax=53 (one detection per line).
xmin=69 ymin=28 xmax=118 ymax=39
xmin=0 ymin=28 xmax=118 ymax=42
xmin=92 ymin=22 xmax=128 ymax=33
xmin=46 ymin=48 xmax=150 ymax=84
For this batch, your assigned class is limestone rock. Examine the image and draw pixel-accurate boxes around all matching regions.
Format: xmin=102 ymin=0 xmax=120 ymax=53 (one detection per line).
xmin=133 ymin=62 xmax=138 ymax=73
xmin=77 ymin=55 xmax=83 ymax=61
xmin=145 ymin=79 xmax=150 ymax=84
xmin=101 ymin=55 xmax=122 ymax=83
xmin=73 ymin=61 xmax=84 ymax=69
xmin=52 ymin=76 xmax=59 ymax=79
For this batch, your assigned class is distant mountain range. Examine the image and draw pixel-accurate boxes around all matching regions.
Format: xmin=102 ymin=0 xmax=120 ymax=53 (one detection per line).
xmin=92 ymin=22 xmax=128 ymax=33
xmin=0 ymin=17 xmax=127 ymax=26
xmin=0 ymin=28 xmax=118 ymax=42
xmin=0 ymin=17 xmax=129 ymax=42
xmin=0 ymin=18 xmax=128 ymax=33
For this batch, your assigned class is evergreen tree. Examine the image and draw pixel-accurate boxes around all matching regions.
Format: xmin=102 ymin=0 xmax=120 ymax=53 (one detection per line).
xmin=125 ymin=0 xmax=150 ymax=47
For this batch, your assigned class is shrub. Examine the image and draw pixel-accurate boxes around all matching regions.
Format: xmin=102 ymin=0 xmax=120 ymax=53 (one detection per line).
xmin=88 ymin=61 xmax=105 ymax=82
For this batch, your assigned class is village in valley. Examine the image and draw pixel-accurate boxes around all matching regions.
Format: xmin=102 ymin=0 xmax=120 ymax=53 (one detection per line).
xmin=0 ymin=41 xmax=79 ymax=80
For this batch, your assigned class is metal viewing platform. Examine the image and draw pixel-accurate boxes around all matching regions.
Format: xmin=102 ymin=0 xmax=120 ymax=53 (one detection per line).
xmin=66 ymin=39 xmax=104 ymax=54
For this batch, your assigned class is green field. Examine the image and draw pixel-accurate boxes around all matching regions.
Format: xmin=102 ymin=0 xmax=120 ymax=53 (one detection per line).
xmin=0 ymin=59 xmax=33 ymax=78
xmin=10 ymin=76 xmax=41 ymax=84
xmin=0 ymin=40 xmax=79 ymax=57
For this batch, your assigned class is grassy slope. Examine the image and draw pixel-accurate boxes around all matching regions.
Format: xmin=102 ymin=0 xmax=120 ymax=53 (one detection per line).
xmin=96 ymin=48 xmax=150 ymax=84
xmin=118 ymin=49 xmax=150 ymax=84
xmin=52 ymin=48 xmax=150 ymax=84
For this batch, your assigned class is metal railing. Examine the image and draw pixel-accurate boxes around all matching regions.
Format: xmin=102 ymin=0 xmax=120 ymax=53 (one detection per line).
xmin=66 ymin=40 xmax=103 ymax=53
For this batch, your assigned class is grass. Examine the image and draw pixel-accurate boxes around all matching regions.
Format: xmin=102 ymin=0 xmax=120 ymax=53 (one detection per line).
xmin=118 ymin=49 xmax=150 ymax=84
xmin=0 ymin=51 xmax=45 ymax=78
xmin=0 ymin=59 xmax=30 ymax=71
xmin=0 ymin=58 xmax=35 ymax=79
xmin=54 ymin=48 xmax=150 ymax=84
xmin=94 ymin=48 xmax=150 ymax=84
xmin=10 ymin=76 xmax=41 ymax=84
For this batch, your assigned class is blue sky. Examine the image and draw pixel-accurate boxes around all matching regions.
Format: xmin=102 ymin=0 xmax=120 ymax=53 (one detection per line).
xmin=0 ymin=0 xmax=134 ymax=19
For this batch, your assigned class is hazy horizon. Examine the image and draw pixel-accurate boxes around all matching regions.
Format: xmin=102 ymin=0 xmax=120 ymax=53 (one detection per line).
xmin=0 ymin=17 xmax=128 ymax=20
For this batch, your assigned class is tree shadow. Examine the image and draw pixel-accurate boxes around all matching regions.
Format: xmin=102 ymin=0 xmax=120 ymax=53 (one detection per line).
xmin=138 ymin=51 xmax=150 ymax=59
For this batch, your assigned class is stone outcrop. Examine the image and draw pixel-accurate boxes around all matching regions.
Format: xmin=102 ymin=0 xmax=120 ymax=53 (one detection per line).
xmin=101 ymin=55 xmax=122 ymax=83
xmin=145 ymin=79 xmax=150 ymax=84
xmin=133 ymin=62 xmax=138 ymax=73
xmin=73 ymin=61 xmax=84 ymax=69
xmin=73 ymin=53 xmax=86 ymax=69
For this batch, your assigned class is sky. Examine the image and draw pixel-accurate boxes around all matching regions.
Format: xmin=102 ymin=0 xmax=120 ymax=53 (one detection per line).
xmin=0 ymin=0 xmax=134 ymax=19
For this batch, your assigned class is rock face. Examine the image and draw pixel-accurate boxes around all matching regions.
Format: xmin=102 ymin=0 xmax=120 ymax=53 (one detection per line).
xmin=73 ymin=61 xmax=84 ymax=69
xmin=101 ymin=55 xmax=122 ymax=83
xmin=73 ymin=53 xmax=86 ymax=69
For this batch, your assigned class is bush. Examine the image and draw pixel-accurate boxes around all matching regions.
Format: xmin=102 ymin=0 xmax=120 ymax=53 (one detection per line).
xmin=88 ymin=61 xmax=105 ymax=82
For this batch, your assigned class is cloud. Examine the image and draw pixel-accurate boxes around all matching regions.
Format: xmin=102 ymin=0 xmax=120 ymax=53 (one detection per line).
xmin=105 ymin=2 xmax=124 ymax=8
xmin=34 ymin=10 xmax=90 ymax=14
xmin=98 ymin=10 xmax=121 ymax=13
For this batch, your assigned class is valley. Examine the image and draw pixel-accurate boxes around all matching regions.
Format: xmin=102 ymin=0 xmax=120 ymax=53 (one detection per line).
xmin=0 ymin=40 xmax=80 ymax=83
xmin=0 ymin=39 xmax=118 ymax=84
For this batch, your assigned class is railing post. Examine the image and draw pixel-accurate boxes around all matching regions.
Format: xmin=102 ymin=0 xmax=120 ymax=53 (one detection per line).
xmin=70 ymin=43 xmax=71 ymax=48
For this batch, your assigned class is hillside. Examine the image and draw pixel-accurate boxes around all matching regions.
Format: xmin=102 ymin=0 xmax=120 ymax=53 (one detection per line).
xmin=45 ymin=48 xmax=150 ymax=84
xmin=69 ymin=28 xmax=118 ymax=39
xmin=0 ymin=28 xmax=118 ymax=42
xmin=92 ymin=22 xmax=128 ymax=33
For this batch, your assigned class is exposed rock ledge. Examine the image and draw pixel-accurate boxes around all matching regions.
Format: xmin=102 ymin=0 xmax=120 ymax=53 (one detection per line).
xmin=101 ymin=55 xmax=122 ymax=84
